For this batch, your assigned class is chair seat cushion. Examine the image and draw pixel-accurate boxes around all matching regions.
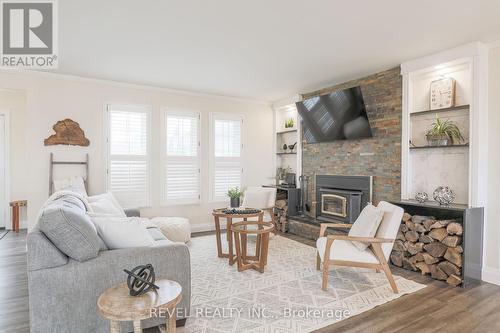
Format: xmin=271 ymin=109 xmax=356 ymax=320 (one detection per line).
xmin=150 ymin=217 xmax=191 ymax=243
xmin=316 ymin=237 xmax=379 ymax=264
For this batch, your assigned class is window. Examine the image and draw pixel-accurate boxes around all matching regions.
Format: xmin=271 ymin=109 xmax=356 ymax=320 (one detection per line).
xmin=162 ymin=110 xmax=200 ymax=205
xmin=106 ymin=105 xmax=150 ymax=208
xmin=210 ymin=113 xmax=243 ymax=201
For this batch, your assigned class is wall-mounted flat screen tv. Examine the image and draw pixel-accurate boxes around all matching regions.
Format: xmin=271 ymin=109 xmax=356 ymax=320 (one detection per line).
xmin=296 ymin=86 xmax=372 ymax=143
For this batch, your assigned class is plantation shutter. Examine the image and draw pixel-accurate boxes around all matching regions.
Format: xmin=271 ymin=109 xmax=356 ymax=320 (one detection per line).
xmin=211 ymin=114 xmax=243 ymax=201
xmin=163 ymin=111 xmax=200 ymax=204
xmin=107 ymin=105 xmax=150 ymax=208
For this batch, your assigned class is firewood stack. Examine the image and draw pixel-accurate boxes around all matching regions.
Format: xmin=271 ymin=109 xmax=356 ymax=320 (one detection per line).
xmin=390 ymin=213 xmax=463 ymax=286
xmin=274 ymin=199 xmax=288 ymax=232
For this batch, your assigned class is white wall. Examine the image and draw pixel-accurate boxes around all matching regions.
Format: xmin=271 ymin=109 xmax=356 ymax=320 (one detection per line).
xmin=0 ymin=71 xmax=274 ymax=230
xmin=0 ymin=90 xmax=28 ymax=228
xmin=484 ymin=44 xmax=500 ymax=284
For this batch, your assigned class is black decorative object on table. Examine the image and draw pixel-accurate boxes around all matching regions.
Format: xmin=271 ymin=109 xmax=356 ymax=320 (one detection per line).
xmin=123 ymin=264 xmax=160 ymax=296
xmin=222 ymin=208 xmax=261 ymax=215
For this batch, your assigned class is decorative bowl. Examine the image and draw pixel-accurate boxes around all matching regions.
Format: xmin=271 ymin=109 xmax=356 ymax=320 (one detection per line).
xmin=433 ymin=186 xmax=455 ymax=205
xmin=415 ymin=192 xmax=428 ymax=203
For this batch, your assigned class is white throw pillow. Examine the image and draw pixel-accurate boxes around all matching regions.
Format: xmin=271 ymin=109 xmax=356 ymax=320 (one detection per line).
xmin=53 ymin=176 xmax=87 ymax=196
xmin=348 ymin=204 xmax=384 ymax=251
xmin=91 ymin=217 xmax=154 ymax=249
xmin=88 ymin=192 xmax=126 ymax=217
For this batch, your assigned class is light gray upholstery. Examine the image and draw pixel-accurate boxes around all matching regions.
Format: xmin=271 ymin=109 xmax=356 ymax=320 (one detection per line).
xmin=27 ymin=229 xmax=68 ymax=271
xmin=28 ymin=196 xmax=191 ymax=333
xmin=38 ymin=200 xmax=102 ymax=261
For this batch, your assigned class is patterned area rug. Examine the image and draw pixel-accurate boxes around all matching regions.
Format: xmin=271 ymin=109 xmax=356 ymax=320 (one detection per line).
xmin=176 ymin=235 xmax=425 ymax=333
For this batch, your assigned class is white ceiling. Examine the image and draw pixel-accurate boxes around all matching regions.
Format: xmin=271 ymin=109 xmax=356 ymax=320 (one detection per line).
xmin=55 ymin=0 xmax=500 ymax=102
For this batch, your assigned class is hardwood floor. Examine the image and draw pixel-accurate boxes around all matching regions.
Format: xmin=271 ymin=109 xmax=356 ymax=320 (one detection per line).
xmin=1 ymin=230 xmax=500 ymax=332
xmin=0 ymin=230 xmax=29 ymax=333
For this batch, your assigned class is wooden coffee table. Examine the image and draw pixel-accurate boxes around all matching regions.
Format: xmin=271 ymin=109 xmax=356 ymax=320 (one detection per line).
xmin=97 ymin=279 xmax=182 ymax=333
xmin=232 ymin=221 xmax=274 ymax=273
xmin=212 ymin=208 xmax=263 ymax=265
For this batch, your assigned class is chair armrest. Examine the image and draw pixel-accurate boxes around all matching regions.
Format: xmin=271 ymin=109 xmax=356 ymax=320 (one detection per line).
xmin=319 ymin=223 xmax=352 ymax=237
xmin=326 ymin=234 xmax=394 ymax=243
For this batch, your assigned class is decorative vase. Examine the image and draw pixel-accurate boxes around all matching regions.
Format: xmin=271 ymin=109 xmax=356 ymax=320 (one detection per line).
xmin=433 ymin=186 xmax=455 ymax=205
xmin=230 ymin=197 xmax=240 ymax=208
xmin=415 ymin=192 xmax=428 ymax=203
xmin=282 ymin=144 xmax=288 ymax=151
xmin=426 ymin=134 xmax=451 ymax=147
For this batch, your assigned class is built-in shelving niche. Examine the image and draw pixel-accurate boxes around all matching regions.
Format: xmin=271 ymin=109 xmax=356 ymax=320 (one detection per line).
xmin=406 ymin=60 xmax=472 ymax=205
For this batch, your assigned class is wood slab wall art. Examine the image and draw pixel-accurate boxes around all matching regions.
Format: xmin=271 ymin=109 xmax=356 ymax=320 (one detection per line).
xmin=44 ymin=119 xmax=90 ymax=146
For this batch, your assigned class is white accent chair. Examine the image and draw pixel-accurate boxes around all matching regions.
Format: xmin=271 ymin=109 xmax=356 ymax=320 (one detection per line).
xmin=316 ymin=201 xmax=404 ymax=293
xmin=238 ymin=186 xmax=278 ymax=233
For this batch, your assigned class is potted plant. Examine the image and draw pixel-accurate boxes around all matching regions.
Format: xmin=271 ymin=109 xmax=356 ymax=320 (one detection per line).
xmin=227 ymin=187 xmax=243 ymax=208
xmin=284 ymin=118 xmax=295 ymax=128
xmin=426 ymin=116 xmax=464 ymax=146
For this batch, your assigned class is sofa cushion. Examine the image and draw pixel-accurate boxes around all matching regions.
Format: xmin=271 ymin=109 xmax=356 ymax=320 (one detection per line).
xmin=91 ymin=216 xmax=154 ymax=249
xmin=38 ymin=201 xmax=102 ymax=262
xmin=88 ymin=192 xmax=126 ymax=217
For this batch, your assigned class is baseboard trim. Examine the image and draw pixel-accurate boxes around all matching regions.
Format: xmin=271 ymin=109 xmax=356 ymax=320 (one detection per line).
xmin=482 ymin=266 xmax=500 ymax=285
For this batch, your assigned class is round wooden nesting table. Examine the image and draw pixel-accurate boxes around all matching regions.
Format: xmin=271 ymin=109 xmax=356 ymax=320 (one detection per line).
xmin=231 ymin=221 xmax=274 ymax=273
xmin=97 ymin=279 xmax=182 ymax=333
xmin=212 ymin=208 xmax=264 ymax=265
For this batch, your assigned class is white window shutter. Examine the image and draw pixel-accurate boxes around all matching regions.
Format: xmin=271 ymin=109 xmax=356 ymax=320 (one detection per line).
xmin=211 ymin=114 xmax=243 ymax=201
xmin=107 ymin=106 xmax=150 ymax=208
xmin=163 ymin=111 xmax=200 ymax=204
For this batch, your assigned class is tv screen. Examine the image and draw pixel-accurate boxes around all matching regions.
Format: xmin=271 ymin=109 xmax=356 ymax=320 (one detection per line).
xmin=296 ymin=86 xmax=372 ymax=143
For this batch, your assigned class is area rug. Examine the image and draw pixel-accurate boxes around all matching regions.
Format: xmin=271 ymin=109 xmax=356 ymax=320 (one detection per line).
xmin=175 ymin=235 xmax=426 ymax=333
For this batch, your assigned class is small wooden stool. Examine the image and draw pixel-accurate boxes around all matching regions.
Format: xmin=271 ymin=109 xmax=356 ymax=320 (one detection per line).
xmin=9 ymin=200 xmax=27 ymax=233
xmin=97 ymin=279 xmax=182 ymax=333
xmin=231 ymin=221 xmax=274 ymax=273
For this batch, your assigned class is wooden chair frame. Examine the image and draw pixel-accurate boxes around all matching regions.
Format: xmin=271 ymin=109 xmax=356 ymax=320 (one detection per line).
xmin=316 ymin=223 xmax=398 ymax=294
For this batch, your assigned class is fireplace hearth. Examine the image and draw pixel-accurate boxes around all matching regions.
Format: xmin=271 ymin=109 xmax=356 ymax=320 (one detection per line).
xmin=315 ymin=175 xmax=372 ymax=224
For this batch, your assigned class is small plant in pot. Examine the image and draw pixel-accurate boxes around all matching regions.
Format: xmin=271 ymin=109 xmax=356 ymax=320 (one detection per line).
xmin=426 ymin=116 xmax=464 ymax=147
xmin=227 ymin=187 xmax=243 ymax=208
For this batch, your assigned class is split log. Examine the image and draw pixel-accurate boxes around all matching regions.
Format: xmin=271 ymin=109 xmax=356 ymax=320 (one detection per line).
xmin=405 ymin=220 xmax=416 ymax=231
xmin=429 ymin=264 xmax=448 ymax=281
xmin=456 ymin=245 xmax=464 ymax=254
xmin=423 ymin=219 xmax=436 ymax=231
xmin=444 ymin=247 xmax=463 ymax=267
xmin=441 ymin=236 xmax=462 ymax=247
xmin=419 ymin=234 xmax=434 ymax=244
xmin=437 ymin=261 xmax=461 ymax=276
xmin=402 ymin=212 xmax=412 ymax=222
xmin=415 ymin=262 xmax=430 ymax=275
xmin=402 ymin=257 xmax=418 ymax=271
xmin=413 ymin=252 xmax=424 ymax=262
xmin=447 ymin=222 xmax=463 ymax=236
xmin=405 ymin=242 xmax=424 ymax=255
xmin=396 ymin=231 xmax=406 ymax=241
xmin=422 ymin=252 xmax=440 ymax=265
xmin=415 ymin=223 xmax=427 ymax=233
xmin=405 ymin=231 xmax=419 ymax=242
xmin=429 ymin=228 xmax=448 ymax=242
xmin=446 ymin=274 xmax=462 ymax=287
xmin=424 ymin=242 xmax=448 ymax=258
xmin=393 ymin=240 xmax=406 ymax=252
xmin=390 ymin=251 xmax=404 ymax=267
xmin=412 ymin=215 xmax=434 ymax=224
xmin=429 ymin=219 xmax=453 ymax=230
xmin=400 ymin=224 xmax=408 ymax=233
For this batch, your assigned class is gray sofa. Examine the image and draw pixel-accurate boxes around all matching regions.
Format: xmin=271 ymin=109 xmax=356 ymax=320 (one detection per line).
xmin=27 ymin=195 xmax=191 ymax=333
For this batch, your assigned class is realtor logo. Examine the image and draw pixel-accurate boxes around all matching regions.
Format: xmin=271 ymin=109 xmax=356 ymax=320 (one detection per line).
xmin=1 ymin=0 xmax=57 ymax=68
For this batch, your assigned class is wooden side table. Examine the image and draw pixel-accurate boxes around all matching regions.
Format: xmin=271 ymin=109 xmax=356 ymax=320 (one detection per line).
xmin=9 ymin=200 xmax=27 ymax=233
xmin=212 ymin=208 xmax=263 ymax=265
xmin=232 ymin=221 xmax=274 ymax=273
xmin=97 ymin=279 xmax=182 ymax=333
